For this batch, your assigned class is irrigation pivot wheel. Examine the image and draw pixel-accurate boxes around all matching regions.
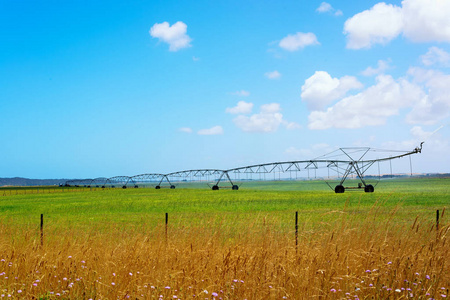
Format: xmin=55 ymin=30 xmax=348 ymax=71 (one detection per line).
xmin=364 ymin=184 xmax=374 ymax=193
xmin=335 ymin=185 xmax=345 ymax=193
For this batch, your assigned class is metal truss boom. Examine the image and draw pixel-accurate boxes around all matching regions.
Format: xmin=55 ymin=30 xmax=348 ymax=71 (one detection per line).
xmin=63 ymin=143 xmax=424 ymax=193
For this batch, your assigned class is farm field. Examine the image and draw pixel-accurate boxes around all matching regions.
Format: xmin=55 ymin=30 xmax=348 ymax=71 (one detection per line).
xmin=0 ymin=177 xmax=448 ymax=299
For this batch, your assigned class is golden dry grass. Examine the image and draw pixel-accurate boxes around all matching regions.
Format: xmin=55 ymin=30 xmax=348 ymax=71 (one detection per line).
xmin=0 ymin=205 xmax=448 ymax=299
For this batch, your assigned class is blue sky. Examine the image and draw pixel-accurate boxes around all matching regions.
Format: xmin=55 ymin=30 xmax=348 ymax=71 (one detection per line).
xmin=1 ymin=0 xmax=449 ymax=179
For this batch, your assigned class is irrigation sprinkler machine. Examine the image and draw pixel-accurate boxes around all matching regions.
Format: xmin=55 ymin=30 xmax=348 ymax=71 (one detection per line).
xmin=64 ymin=142 xmax=424 ymax=193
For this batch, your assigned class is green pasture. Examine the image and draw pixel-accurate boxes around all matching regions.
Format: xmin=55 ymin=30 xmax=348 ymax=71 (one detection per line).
xmin=0 ymin=177 xmax=448 ymax=235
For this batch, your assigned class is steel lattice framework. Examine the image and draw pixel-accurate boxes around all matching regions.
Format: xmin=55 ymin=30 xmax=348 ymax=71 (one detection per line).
xmin=64 ymin=142 xmax=424 ymax=193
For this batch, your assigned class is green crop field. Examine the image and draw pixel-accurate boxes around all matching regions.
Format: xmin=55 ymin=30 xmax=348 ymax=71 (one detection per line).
xmin=0 ymin=177 xmax=448 ymax=299
xmin=0 ymin=177 xmax=448 ymax=229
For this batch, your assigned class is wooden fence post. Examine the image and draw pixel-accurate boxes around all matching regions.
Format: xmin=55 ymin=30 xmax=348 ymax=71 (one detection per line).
xmin=295 ymin=211 xmax=298 ymax=250
xmin=165 ymin=213 xmax=168 ymax=241
xmin=436 ymin=210 xmax=439 ymax=231
xmin=40 ymin=214 xmax=44 ymax=246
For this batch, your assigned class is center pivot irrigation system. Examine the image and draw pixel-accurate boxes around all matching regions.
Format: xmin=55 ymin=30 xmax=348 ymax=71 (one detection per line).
xmin=65 ymin=142 xmax=424 ymax=193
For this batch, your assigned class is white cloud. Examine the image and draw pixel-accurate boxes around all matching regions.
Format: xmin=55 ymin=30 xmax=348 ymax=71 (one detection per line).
xmin=402 ymin=0 xmax=450 ymax=43
xmin=306 ymin=58 xmax=450 ymax=130
xmin=382 ymin=126 xmax=448 ymax=156
xmin=265 ymin=70 xmax=281 ymax=79
xmin=316 ymin=2 xmax=343 ymax=16
xmin=261 ymin=103 xmax=281 ymax=113
xmin=179 ymin=127 xmax=192 ymax=133
xmin=149 ymin=21 xmax=192 ymax=51
xmin=230 ymin=90 xmax=250 ymax=97
xmin=285 ymin=143 xmax=332 ymax=159
xmin=286 ymin=122 xmax=302 ymax=130
xmin=421 ymin=47 xmax=450 ymax=67
xmin=226 ymin=101 xmax=253 ymax=114
xmin=301 ymin=71 xmax=363 ymax=110
xmin=233 ymin=113 xmax=283 ymax=133
xmin=361 ymin=59 xmax=391 ymax=76
xmin=197 ymin=126 xmax=224 ymax=135
xmin=405 ymin=68 xmax=450 ymax=124
xmin=279 ymin=32 xmax=319 ymax=51
xmin=410 ymin=126 xmax=435 ymax=141
xmin=381 ymin=126 xmax=450 ymax=173
xmin=308 ymin=75 xmax=424 ymax=129
xmin=285 ymin=146 xmax=313 ymax=158
xmin=344 ymin=0 xmax=450 ymax=49
xmin=232 ymin=103 xmax=294 ymax=133
xmin=316 ymin=2 xmax=332 ymax=13
xmin=343 ymin=3 xmax=403 ymax=49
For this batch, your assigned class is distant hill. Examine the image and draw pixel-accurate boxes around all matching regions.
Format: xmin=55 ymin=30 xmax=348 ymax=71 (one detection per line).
xmin=0 ymin=177 xmax=67 ymax=187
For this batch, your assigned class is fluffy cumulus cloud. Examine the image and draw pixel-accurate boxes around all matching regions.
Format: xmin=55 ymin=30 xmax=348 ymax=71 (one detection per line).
xmin=316 ymin=2 xmax=332 ymax=13
xmin=382 ymin=126 xmax=448 ymax=158
xmin=226 ymin=101 xmax=254 ymax=114
xmin=316 ymin=2 xmax=343 ymax=16
xmin=265 ymin=70 xmax=281 ymax=79
xmin=149 ymin=21 xmax=192 ymax=51
xmin=361 ymin=60 xmax=391 ymax=76
xmin=279 ymin=32 xmax=319 ymax=51
xmin=301 ymin=71 xmax=363 ymax=110
xmin=344 ymin=3 xmax=403 ymax=49
xmin=344 ymin=0 xmax=450 ymax=49
xmin=410 ymin=126 xmax=436 ymax=141
xmin=232 ymin=103 xmax=299 ymax=133
xmin=305 ymin=59 xmax=450 ymax=130
xmin=307 ymin=75 xmax=424 ymax=129
xmin=421 ymin=47 xmax=450 ymax=67
xmin=405 ymin=68 xmax=450 ymax=124
xmin=197 ymin=126 xmax=223 ymax=135
xmin=402 ymin=0 xmax=450 ymax=43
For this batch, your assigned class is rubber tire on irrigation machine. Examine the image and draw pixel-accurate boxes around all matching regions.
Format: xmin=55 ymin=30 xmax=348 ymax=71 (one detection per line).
xmin=155 ymin=185 xmax=161 ymax=189
xmin=232 ymin=185 xmax=239 ymax=190
xmin=170 ymin=185 xmax=176 ymax=189
xmin=212 ymin=185 xmax=219 ymax=191
xmin=335 ymin=185 xmax=345 ymax=193
xmin=364 ymin=184 xmax=374 ymax=193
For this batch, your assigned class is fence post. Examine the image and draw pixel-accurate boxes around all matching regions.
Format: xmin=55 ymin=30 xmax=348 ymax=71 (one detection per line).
xmin=295 ymin=211 xmax=298 ymax=250
xmin=40 ymin=214 xmax=44 ymax=246
xmin=436 ymin=210 xmax=439 ymax=231
xmin=165 ymin=213 xmax=168 ymax=241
